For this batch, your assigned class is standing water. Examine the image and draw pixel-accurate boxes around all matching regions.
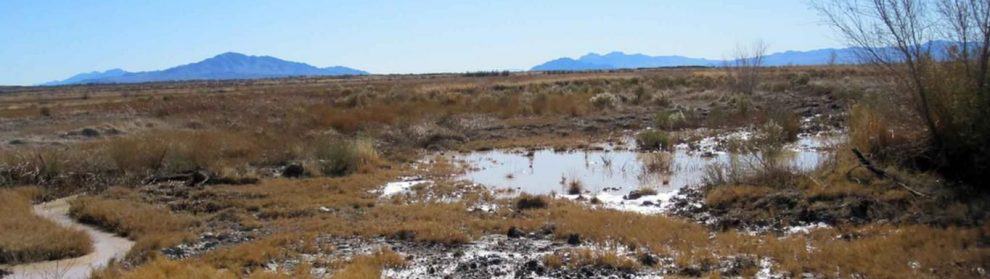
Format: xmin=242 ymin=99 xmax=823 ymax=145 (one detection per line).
xmin=447 ymin=133 xmax=841 ymax=213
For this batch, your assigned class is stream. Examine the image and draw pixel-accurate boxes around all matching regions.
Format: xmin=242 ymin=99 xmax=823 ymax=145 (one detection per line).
xmin=1 ymin=197 xmax=134 ymax=279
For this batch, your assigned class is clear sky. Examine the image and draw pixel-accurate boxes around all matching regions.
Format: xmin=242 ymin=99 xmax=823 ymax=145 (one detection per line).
xmin=0 ymin=0 xmax=839 ymax=85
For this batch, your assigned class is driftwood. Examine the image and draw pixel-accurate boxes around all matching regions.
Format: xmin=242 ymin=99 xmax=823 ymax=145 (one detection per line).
xmin=143 ymin=170 xmax=258 ymax=186
xmin=850 ymin=148 xmax=928 ymax=197
xmin=143 ymin=170 xmax=210 ymax=186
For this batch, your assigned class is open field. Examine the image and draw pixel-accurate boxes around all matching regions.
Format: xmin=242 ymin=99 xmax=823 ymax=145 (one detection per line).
xmin=0 ymin=66 xmax=987 ymax=278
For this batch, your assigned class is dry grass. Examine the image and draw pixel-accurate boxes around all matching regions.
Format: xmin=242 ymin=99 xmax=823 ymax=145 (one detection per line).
xmin=0 ymin=187 xmax=91 ymax=264
xmin=848 ymin=103 xmax=920 ymax=164
xmin=3 ymin=67 xmax=985 ymax=277
xmin=68 ymin=193 xmax=198 ymax=262
xmin=568 ymin=248 xmax=641 ymax=272
xmin=728 ymin=225 xmax=990 ymax=278
xmin=203 ymin=233 xmax=316 ymax=271
xmin=92 ymin=258 xmax=237 ymax=279
xmin=704 ymin=185 xmax=773 ymax=206
xmin=516 ymin=195 xmax=549 ymax=210
xmin=332 ymin=248 xmax=406 ymax=279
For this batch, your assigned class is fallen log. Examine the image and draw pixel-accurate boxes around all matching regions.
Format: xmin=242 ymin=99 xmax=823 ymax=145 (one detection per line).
xmin=850 ymin=148 xmax=928 ymax=197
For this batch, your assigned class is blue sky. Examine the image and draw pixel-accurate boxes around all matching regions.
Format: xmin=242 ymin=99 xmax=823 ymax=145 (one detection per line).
xmin=0 ymin=0 xmax=838 ymax=85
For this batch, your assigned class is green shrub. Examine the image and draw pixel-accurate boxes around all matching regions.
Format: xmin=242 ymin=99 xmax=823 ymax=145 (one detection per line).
xmin=635 ymin=130 xmax=672 ymax=150
xmin=313 ymin=139 xmax=359 ymax=177
xmin=653 ymin=110 xmax=686 ymax=130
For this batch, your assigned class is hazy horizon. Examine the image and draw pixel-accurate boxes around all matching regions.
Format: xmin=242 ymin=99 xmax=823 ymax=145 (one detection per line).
xmin=0 ymin=0 xmax=840 ymax=85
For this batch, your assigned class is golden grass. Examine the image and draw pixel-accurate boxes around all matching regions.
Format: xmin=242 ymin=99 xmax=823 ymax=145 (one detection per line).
xmin=548 ymin=248 xmax=641 ymax=272
xmin=91 ymin=258 xmax=236 ymax=279
xmin=730 ymin=225 xmax=990 ymax=278
xmin=332 ymin=248 xmax=406 ymax=279
xmin=704 ymin=185 xmax=773 ymax=206
xmin=0 ymin=187 xmax=91 ymax=264
xmin=202 ymin=233 xmax=315 ymax=271
xmin=527 ymin=202 xmax=713 ymax=263
xmin=3 ymin=66 xmax=984 ymax=277
xmin=68 ymin=194 xmax=198 ymax=262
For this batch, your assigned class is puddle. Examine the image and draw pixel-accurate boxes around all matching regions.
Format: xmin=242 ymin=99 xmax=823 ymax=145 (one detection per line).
xmin=448 ymin=132 xmax=841 ymax=213
xmin=375 ymin=177 xmax=433 ymax=197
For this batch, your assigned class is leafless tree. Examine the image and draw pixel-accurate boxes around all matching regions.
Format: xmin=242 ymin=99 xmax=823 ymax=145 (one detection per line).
xmin=936 ymin=0 xmax=990 ymax=92
xmin=725 ymin=40 xmax=769 ymax=95
xmin=813 ymin=0 xmax=990 ymax=182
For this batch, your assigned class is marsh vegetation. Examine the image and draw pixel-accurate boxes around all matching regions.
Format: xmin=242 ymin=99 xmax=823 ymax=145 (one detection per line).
xmin=2 ymin=2 xmax=990 ymax=276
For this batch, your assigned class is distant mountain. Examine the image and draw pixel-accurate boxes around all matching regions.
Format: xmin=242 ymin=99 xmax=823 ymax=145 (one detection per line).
xmin=531 ymin=58 xmax=614 ymax=71
xmin=46 ymin=52 xmax=367 ymax=85
xmin=578 ymin=52 xmax=720 ymax=68
xmin=530 ymin=47 xmax=867 ymax=71
xmin=43 ymin=69 xmax=129 ymax=86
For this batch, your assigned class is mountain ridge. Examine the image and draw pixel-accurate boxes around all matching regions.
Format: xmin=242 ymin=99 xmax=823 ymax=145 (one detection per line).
xmin=531 ymin=48 xmax=858 ymax=71
xmin=44 ymin=52 xmax=367 ymax=85
xmin=531 ymin=41 xmax=965 ymax=71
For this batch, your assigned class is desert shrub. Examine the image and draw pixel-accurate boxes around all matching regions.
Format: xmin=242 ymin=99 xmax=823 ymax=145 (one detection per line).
xmin=0 ymin=188 xmax=91 ymax=264
xmin=848 ymin=103 xmax=920 ymax=165
xmin=725 ymin=41 xmax=768 ymax=95
xmin=312 ymin=138 xmax=379 ymax=177
xmin=639 ymin=152 xmax=672 ymax=174
xmin=653 ymin=110 xmax=687 ymax=130
xmin=566 ymin=179 xmax=584 ymax=195
xmin=765 ymin=108 xmax=800 ymax=143
xmin=589 ymin=92 xmax=618 ymax=109
xmin=0 ymin=146 xmax=115 ymax=191
xmin=635 ymin=130 xmax=672 ymax=150
xmin=787 ymin=72 xmax=812 ymax=87
xmin=814 ymin=0 xmax=990 ymax=186
xmin=104 ymin=135 xmax=170 ymax=176
xmin=515 ymin=195 xmax=548 ymax=210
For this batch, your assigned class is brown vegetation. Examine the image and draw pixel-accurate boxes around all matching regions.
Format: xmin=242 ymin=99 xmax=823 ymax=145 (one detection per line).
xmin=0 ymin=187 xmax=91 ymax=264
xmin=69 ymin=192 xmax=198 ymax=262
xmin=332 ymin=248 xmax=406 ymax=279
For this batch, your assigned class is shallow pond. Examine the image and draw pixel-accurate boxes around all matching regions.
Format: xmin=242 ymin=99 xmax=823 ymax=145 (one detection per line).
xmin=446 ymin=132 xmax=841 ymax=213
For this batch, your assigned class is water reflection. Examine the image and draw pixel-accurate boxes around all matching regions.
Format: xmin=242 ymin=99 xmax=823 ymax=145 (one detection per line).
xmin=450 ymin=134 xmax=841 ymax=197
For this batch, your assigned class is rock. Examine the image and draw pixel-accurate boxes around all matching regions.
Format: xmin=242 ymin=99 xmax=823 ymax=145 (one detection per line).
xmin=188 ymin=170 xmax=210 ymax=186
xmin=282 ymin=163 xmax=305 ymax=178
xmin=523 ymin=259 xmax=545 ymax=275
xmin=395 ymin=230 xmax=417 ymax=241
xmin=590 ymin=197 xmax=602 ymax=204
xmin=625 ymin=189 xmax=657 ymax=200
xmin=638 ymin=253 xmax=658 ymax=266
xmin=80 ymin=128 xmax=101 ymax=137
xmin=679 ymin=265 xmax=704 ymax=277
xmin=507 ymin=227 xmax=523 ymax=238
xmin=566 ymin=234 xmax=581 ymax=245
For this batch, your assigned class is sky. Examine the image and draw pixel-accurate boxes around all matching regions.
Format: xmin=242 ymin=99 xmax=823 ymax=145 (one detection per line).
xmin=0 ymin=0 xmax=841 ymax=85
